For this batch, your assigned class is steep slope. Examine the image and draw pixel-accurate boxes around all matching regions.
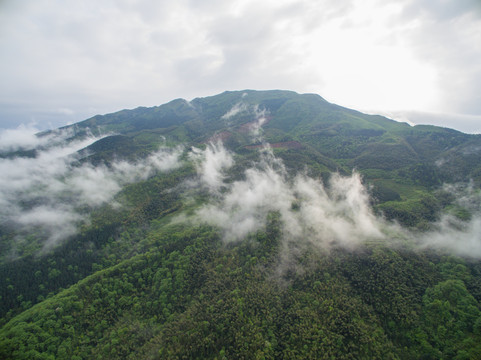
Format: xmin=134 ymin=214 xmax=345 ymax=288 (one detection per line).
xmin=2 ymin=90 xmax=481 ymax=359
xmin=65 ymin=89 xmax=481 ymax=182
xmin=63 ymin=89 xmax=481 ymax=226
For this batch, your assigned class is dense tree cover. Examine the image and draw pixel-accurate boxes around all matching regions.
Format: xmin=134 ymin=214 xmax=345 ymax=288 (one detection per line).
xmin=2 ymin=90 xmax=481 ymax=358
xmin=2 ymin=222 xmax=481 ymax=359
xmin=0 ymin=165 xmax=194 ymax=322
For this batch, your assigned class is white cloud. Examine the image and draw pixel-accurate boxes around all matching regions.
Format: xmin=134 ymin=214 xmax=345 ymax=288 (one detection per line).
xmin=192 ymin=142 xmax=387 ymax=249
xmin=0 ymin=128 xmax=183 ymax=252
xmin=0 ymin=124 xmax=42 ymax=151
xmin=0 ymin=124 xmax=75 ymax=151
xmin=420 ymin=215 xmax=481 ymax=258
xmin=221 ymin=102 xmax=248 ymax=120
xmin=188 ymin=140 xmax=481 ymax=262
xmin=198 ymin=158 xmax=292 ymax=241
xmin=16 ymin=205 xmax=82 ymax=249
xmin=417 ymin=183 xmax=481 ymax=257
xmin=190 ymin=142 xmax=234 ymax=193
xmin=67 ymin=165 xmax=122 ymax=206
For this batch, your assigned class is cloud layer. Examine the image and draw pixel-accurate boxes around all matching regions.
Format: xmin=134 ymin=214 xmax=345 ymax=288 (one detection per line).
xmin=1 ymin=0 xmax=480 ymax=131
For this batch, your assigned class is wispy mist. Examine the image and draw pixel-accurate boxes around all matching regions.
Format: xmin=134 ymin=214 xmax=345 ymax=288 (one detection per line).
xmin=221 ymin=102 xmax=248 ymax=120
xmin=189 ymin=138 xmax=481 ymax=261
xmin=191 ymin=141 xmax=387 ymax=250
xmin=418 ymin=183 xmax=481 ymax=258
xmin=250 ymin=105 xmax=268 ymax=141
xmin=188 ymin=106 xmax=391 ymax=252
xmin=220 ymin=101 xmax=268 ymax=141
xmin=5 ymin=117 xmax=481 ymax=261
xmin=0 ymin=127 xmax=183 ymax=253
xmin=0 ymin=125 xmax=74 ymax=152
xmin=420 ymin=216 xmax=481 ymax=257
xmin=189 ymin=142 xmax=234 ymax=193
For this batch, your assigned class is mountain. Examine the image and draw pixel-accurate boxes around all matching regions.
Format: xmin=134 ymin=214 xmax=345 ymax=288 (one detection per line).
xmin=1 ymin=90 xmax=481 ymax=359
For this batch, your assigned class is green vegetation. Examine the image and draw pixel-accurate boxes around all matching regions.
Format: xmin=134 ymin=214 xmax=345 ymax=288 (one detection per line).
xmin=2 ymin=90 xmax=481 ymax=358
xmin=3 ymin=224 xmax=481 ymax=359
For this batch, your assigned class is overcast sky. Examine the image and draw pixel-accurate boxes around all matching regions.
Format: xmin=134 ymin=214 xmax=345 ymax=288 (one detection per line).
xmin=1 ymin=0 xmax=481 ymax=133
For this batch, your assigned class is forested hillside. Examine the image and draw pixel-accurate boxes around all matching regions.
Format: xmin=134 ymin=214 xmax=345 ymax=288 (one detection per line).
xmin=2 ymin=90 xmax=481 ymax=359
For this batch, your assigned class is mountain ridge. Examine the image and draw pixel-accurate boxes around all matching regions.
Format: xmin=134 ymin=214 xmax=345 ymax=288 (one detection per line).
xmin=2 ymin=89 xmax=481 ymax=359
xmin=59 ymin=89 xmax=481 ymax=192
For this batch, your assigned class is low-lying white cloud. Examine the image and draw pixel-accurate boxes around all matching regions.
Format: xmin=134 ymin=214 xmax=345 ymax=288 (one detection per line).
xmin=0 ymin=128 xmax=183 ymax=253
xmin=189 ymin=142 xmax=234 ymax=193
xmin=67 ymin=165 xmax=122 ymax=207
xmin=418 ymin=183 xmax=481 ymax=258
xmin=199 ymin=157 xmax=292 ymax=241
xmin=190 ymin=141 xmax=481 ymax=260
xmin=292 ymin=173 xmax=384 ymax=249
xmin=0 ymin=124 xmax=43 ymax=151
xmin=250 ymin=105 xmax=268 ymax=141
xmin=75 ymin=146 xmax=184 ymax=206
xmin=192 ymin=142 xmax=387 ymax=249
xmin=16 ymin=205 xmax=82 ymax=249
xmin=420 ymin=215 xmax=481 ymax=258
xmin=221 ymin=101 xmax=269 ymax=142
xmin=0 ymin=125 xmax=75 ymax=152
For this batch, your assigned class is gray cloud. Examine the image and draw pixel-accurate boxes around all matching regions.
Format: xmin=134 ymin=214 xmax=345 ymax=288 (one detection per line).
xmin=1 ymin=0 xmax=481 ymax=132
xmin=399 ymin=0 xmax=481 ymax=114
xmin=388 ymin=111 xmax=481 ymax=134
xmin=402 ymin=0 xmax=481 ymax=22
